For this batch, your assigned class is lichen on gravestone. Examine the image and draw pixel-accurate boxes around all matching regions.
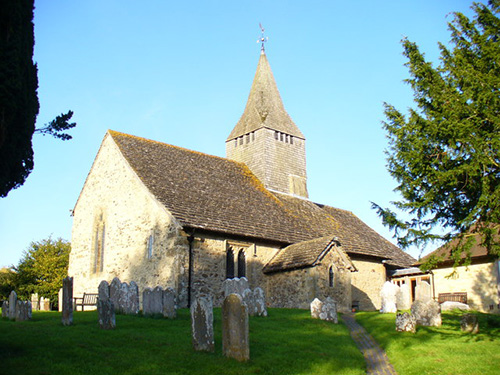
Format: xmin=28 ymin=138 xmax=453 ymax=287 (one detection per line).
xmin=191 ymin=295 xmax=214 ymax=352
xmin=222 ymin=293 xmax=249 ymax=362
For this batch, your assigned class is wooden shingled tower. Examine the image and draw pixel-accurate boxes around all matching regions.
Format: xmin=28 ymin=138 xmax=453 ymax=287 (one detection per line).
xmin=226 ymin=49 xmax=308 ymax=198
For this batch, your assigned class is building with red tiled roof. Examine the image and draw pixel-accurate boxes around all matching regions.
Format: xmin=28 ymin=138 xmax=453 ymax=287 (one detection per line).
xmin=68 ymin=49 xmax=415 ymax=312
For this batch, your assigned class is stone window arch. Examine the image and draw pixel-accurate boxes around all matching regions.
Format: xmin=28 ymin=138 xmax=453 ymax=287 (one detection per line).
xmin=92 ymin=214 xmax=106 ymax=274
xmin=329 ymin=265 xmax=335 ymax=287
xmin=226 ymin=247 xmax=235 ymax=279
xmin=237 ymin=249 xmax=246 ymax=278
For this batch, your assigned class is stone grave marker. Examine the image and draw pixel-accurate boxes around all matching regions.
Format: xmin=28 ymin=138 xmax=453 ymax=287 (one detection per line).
xmin=380 ymin=281 xmax=398 ymax=313
xmin=98 ymin=299 xmax=116 ymax=330
xmin=222 ymin=293 xmax=249 ymax=362
xmin=310 ymin=298 xmax=322 ymax=319
xmin=253 ymin=287 xmax=268 ymax=317
xmin=62 ymin=277 xmax=73 ymax=326
xmin=395 ymin=312 xmax=416 ymax=333
xmin=396 ymin=283 xmax=412 ymax=310
xmin=320 ymin=297 xmax=338 ymax=323
xmin=128 ymin=281 xmax=140 ymax=315
xmin=118 ymin=282 xmax=130 ymax=314
xmin=415 ymin=281 xmax=432 ymax=302
xmin=191 ymin=295 xmax=214 ymax=352
xmin=8 ymin=290 xmax=17 ymax=320
xmin=461 ymin=313 xmax=479 ymax=334
xmin=16 ymin=300 xmax=32 ymax=322
xmin=242 ymin=288 xmax=255 ymax=316
xmin=2 ymin=301 xmax=8 ymax=318
xmin=109 ymin=277 xmax=122 ymax=313
xmin=411 ymin=299 xmax=442 ymax=327
xmin=98 ymin=280 xmax=110 ymax=302
xmin=162 ymin=287 xmax=176 ymax=319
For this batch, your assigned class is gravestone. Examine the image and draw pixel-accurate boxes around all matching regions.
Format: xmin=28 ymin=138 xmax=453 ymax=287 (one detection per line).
xmin=2 ymin=301 xmax=8 ymax=318
xmin=411 ymin=300 xmax=442 ymax=327
xmin=222 ymin=293 xmax=249 ymax=362
xmin=395 ymin=312 xmax=416 ymax=333
xmin=40 ymin=297 xmax=51 ymax=311
xmin=310 ymin=298 xmax=322 ymax=319
xmin=128 ymin=281 xmax=140 ymax=315
xmin=253 ymin=287 xmax=267 ymax=317
xmin=415 ymin=281 xmax=432 ymax=302
xmin=396 ymin=283 xmax=412 ymax=310
xmin=162 ymin=287 xmax=176 ymax=319
xmin=242 ymin=288 xmax=255 ymax=316
xmin=191 ymin=295 xmax=214 ymax=352
xmin=58 ymin=288 xmax=63 ymax=312
xmin=8 ymin=291 xmax=17 ymax=320
xmin=31 ymin=293 xmax=40 ymax=311
xmin=222 ymin=278 xmax=238 ymax=298
xmin=98 ymin=299 xmax=116 ymax=329
xmin=16 ymin=300 xmax=32 ymax=322
xmin=319 ymin=297 xmax=338 ymax=323
xmin=461 ymin=313 xmax=479 ymax=334
xmin=98 ymin=280 xmax=110 ymax=302
xmin=238 ymin=277 xmax=250 ymax=296
xmin=62 ymin=277 xmax=73 ymax=326
xmin=118 ymin=282 xmax=130 ymax=314
xmin=380 ymin=281 xmax=398 ymax=313
xmin=109 ymin=277 xmax=122 ymax=313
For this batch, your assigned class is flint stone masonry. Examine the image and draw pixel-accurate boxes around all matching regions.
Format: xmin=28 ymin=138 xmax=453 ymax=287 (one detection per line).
xmin=380 ymin=281 xmax=397 ymax=313
xmin=2 ymin=301 xmax=8 ymax=318
xmin=62 ymin=277 xmax=73 ymax=326
xmin=8 ymin=291 xmax=17 ymax=320
xmin=461 ymin=313 xmax=479 ymax=333
xmin=415 ymin=281 xmax=432 ymax=302
xmin=98 ymin=299 xmax=116 ymax=329
xmin=411 ymin=300 xmax=442 ymax=327
xmin=16 ymin=301 xmax=32 ymax=322
xmin=222 ymin=294 xmax=250 ymax=362
xmin=191 ymin=295 xmax=214 ymax=352
xmin=395 ymin=312 xmax=416 ymax=333
xmin=162 ymin=287 xmax=176 ymax=319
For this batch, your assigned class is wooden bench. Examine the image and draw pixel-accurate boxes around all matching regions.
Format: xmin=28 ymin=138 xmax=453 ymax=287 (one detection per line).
xmin=73 ymin=293 xmax=98 ymax=311
xmin=438 ymin=292 xmax=467 ymax=305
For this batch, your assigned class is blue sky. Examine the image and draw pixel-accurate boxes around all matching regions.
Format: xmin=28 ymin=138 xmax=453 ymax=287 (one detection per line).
xmin=0 ymin=0 xmax=474 ymax=268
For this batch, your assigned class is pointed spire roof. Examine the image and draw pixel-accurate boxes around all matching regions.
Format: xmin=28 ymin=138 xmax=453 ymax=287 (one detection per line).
xmin=227 ymin=51 xmax=305 ymax=141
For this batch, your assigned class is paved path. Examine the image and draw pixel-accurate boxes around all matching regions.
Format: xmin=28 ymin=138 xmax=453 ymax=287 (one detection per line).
xmin=342 ymin=313 xmax=398 ymax=375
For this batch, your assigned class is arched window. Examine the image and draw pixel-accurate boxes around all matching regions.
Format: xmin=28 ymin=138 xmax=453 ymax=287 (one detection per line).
xmin=329 ymin=266 xmax=334 ymax=287
xmin=146 ymin=231 xmax=154 ymax=259
xmin=226 ymin=248 xmax=235 ymax=279
xmin=237 ymin=249 xmax=246 ymax=278
xmin=93 ymin=221 xmax=105 ymax=273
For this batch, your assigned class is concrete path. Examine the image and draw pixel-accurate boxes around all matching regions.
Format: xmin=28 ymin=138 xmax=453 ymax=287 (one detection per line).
xmin=342 ymin=313 xmax=398 ymax=375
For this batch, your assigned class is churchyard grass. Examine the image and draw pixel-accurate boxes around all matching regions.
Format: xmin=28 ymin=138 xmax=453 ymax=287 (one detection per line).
xmin=355 ymin=311 xmax=500 ymax=375
xmin=0 ymin=308 xmax=365 ymax=375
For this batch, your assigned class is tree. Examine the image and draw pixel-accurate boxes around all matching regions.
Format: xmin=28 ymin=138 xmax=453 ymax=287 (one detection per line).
xmin=12 ymin=237 xmax=71 ymax=307
xmin=0 ymin=0 xmax=76 ymax=198
xmin=0 ymin=268 xmax=16 ymax=301
xmin=373 ymin=0 xmax=500 ymax=268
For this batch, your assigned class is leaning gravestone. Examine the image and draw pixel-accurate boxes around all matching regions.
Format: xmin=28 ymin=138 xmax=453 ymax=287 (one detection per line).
xmin=319 ymin=297 xmax=338 ymax=323
xmin=415 ymin=281 xmax=432 ymax=302
xmin=461 ymin=313 xmax=479 ymax=334
xmin=380 ymin=281 xmax=398 ymax=313
xmin=222 ymin=293 xmax=249 ymax=362
xmin=109 ymin=277 xmax=122 ymax=314
xmin=411 ymin=299 xmax=442 ymax=327
xmin=162 ymin=287 xmax=176 ymax=319
xmin=395 ymin=312 xmax=416 ymax=333
xmin=2 ymin=301 xmax=8 ymax=318
xmin=253 ymin=287 xmax=267 ymax=317
xmin=16 ymin=300 xmax=32 ymax=322
xmin=191 ymin=295 xmax=214 ymax=352
xmin=310 ymin=298 xmax=322 ymax=319
xmin=62 ymin=277 xmax=73 ymax=326
xmin=98 ymin=299 xmax=116 ymax=329
xmin=8 ymin=291 xmax=17 ymax=320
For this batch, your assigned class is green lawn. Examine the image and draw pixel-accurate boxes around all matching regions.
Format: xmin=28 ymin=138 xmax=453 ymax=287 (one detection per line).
xmin=0 ymin=308 xmax=365 ymax=375
xmin=355 ymin=311 xmax=500 ymax=375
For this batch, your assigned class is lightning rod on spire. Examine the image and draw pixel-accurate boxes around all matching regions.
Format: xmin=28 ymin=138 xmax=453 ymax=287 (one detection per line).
xmin=257 ymin=23 xmax=268 ymax=52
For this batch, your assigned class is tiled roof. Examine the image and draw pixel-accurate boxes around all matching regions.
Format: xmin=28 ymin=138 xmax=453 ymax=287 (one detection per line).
xmin=227 ymin=51 xmax=305 ymax=141
xmin=108 ymin=130 xmax=415 ymax=268
xmin=263 ymin=235 xmax=356 ymax=274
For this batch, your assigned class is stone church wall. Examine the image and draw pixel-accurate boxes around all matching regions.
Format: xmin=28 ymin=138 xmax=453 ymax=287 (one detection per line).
xmin=69 ymin=134 xmax=189 ymax=303
xmin=350 ymin=257 xmax=387 ymax=311
xmin=265 ymin=248 xmax=352 ymax=312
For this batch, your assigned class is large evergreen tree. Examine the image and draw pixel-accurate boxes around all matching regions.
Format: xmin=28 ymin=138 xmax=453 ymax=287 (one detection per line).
xmin=373 ymin=0 xmax=500 ymax=267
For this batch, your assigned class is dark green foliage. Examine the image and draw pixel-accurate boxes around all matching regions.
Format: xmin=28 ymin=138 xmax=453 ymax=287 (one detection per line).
xmin=0 ymin=0 xmax=39 ymax=198
xmin=0 ymin=268 xmax=16 ymax=301
xmin=11 ymin=237 xmax=70 ymax=306
xmin=373 ymin=0 xmax=500 ymax=264
xmin=34 ymin=110 xmax=76 ymax=140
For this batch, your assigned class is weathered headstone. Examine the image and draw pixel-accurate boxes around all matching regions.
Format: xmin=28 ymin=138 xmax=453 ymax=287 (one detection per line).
xmin=396 ymin=283 xmax=412 ymax=310
xmin=62 ymin=277 xmax=73 ymax=326
xmin=319 ymin=297 xmax=338 ymax=323
xmin=128 ymin=281 xmax=140 ymax=315
xmin=2 ymin=301 xmax=8 ymax=318
xmin=109 ymin=277 xmax=122 ymax=313
xmin=440 ymin=301 xmax=470 ymax=311
xmin=162 ymin=287 xmax=176 ymax=319
xmin=98 ymin=299 xmax=116 ymax=329
xmin=380 ymin=281 xmax=398 ymax=313
xmin=411 ymin=299 xmax=442 ymax=327
xmin=222 ymin=278 xmax=238 ymax=298
xmin=143 ymin=286 xmax=164 ymax=316
xmin=118 ymin=282 xmax=130 ymax=314
xmin=15 ymin=300 xmax=32 ymax=322
xmin=8 ymin=291 xmax=17 ymax=320
xmin=415 ymin=281 xmax=432 ymax=302
xmin=253 ymin=287 xmax=267 ymax=317
xmin=395 ymin=312 xmax=416 ymax=333
xmin=191 ymin=295 xmax=214 ymax=352
xmin=31 ymin=293 xmax=40 ymax=311
xmin=238 ymin=277 xmax=250 ymax=296
xmin=310 ymin=298 xmax=322 ymax=319
xmin=98 ymin=280 xmax=110 ymax=302
xmin=222 ymin=293 xmax=249 ymax=362
xmin=242 ymin=288 xmax=255 ymax=316
xmin=461 ymin=313 xmax=479 ymax=334
xmin=39 ymin=297 xmax=51 ymax=311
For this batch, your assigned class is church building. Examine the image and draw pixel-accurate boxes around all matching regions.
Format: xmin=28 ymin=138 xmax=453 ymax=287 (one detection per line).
xmin=68 ymin=47 xmax=415 ymax=312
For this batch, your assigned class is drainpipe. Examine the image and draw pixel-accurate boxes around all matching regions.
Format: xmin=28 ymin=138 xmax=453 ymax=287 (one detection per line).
xmin=187 ymin=232 xmax=195 ymax=308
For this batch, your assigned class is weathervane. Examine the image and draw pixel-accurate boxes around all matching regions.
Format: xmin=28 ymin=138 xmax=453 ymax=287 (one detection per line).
xmin=257 ymin=23 xmax=268 ymax=52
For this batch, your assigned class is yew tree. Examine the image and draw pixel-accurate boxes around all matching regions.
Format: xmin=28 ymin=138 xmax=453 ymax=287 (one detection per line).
xmin=373 ymin=0 xmax=500 ymax=266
